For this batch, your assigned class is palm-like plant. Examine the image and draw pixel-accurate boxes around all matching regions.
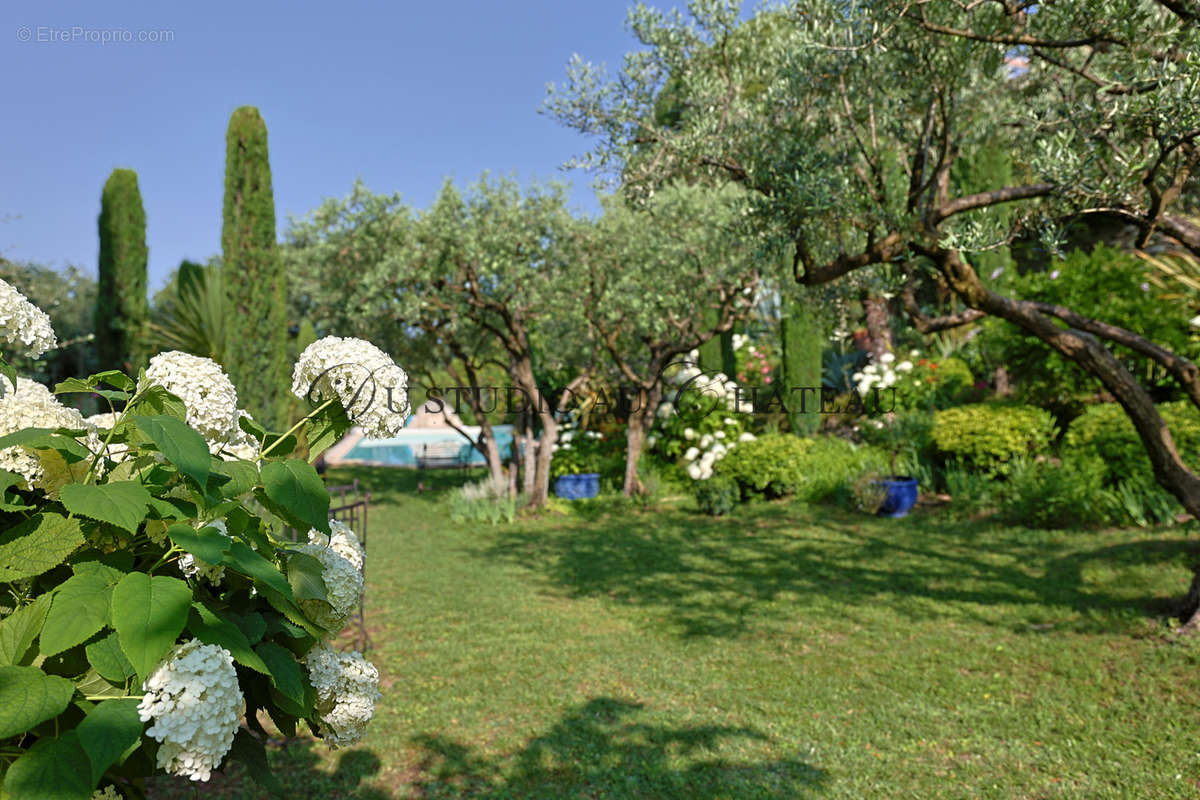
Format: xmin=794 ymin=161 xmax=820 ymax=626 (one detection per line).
xmin=149 ymin=260 xmax=227 ymax=362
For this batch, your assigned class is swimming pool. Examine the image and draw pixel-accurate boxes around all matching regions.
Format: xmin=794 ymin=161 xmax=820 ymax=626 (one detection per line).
xmin=335 ymin=425 xmax=516 ymax=467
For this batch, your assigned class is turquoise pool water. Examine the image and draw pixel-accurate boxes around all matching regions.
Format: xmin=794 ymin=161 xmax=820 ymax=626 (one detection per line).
xmin=339 ymin=425 xmax=516 ymax=467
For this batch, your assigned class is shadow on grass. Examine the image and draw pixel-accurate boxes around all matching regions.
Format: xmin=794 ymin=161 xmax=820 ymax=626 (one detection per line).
xmin=408 ymin=697 xmax=826 ymax=799
xmin=146 ymin=737 xmax=388 ymax=800
xmin=482 ymin=499 xmax=1198 ymax=638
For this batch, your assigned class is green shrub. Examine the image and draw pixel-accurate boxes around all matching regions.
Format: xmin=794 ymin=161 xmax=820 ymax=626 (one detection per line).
xmin=857 ymin=409 xmax=934 ymax=471
xmin=448 ymin=475 xmax=519 ymax=525
xmin=793 ymin=436 xmax=889 ymax=504
xmin=932 ymin=403 xmax=1057 ymax=474
xmin=1064 ymin=401 xmax=1200 ymax=482
xmin=943 ymin=460 xmax=997 ymax=516
xmin=1108 ymin=471 xmax=1181 ymax=527
xmin=996 ymin=456 xmax=1114 ymax=529
xmin=694 ymin=473 xmax=740 ymax=516
xmin=715 ymin=433 xmax=813 ymax=499
xmin=981 ymin=245 xmax=1200 ymax=416
xmin=895 ymin=356 xmax=976 ymax=410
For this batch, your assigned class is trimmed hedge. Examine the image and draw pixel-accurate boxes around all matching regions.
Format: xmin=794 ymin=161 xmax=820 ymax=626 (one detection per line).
xmin=932 ymin=403 xmax=1056 ymax=474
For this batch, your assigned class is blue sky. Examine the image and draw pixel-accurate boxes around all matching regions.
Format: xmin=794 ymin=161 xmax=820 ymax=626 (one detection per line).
xmin=1 ymin=0 xmax=646 ymax=291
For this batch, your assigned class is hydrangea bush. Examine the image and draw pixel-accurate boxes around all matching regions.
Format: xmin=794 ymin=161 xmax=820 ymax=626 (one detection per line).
xmin=648 ymin=353 xmax=754 ymax=480
xmin=0 ymin=292 xmax=404 ymax=798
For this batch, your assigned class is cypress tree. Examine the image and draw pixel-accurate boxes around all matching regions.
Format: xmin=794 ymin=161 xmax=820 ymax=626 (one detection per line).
xmin=781 ymin=291 xmax=823 ymax=435
xmin=96 ymin=168 xmax=149 ymax=373
xmin=222 ymin=106 xmax=287 ymax=428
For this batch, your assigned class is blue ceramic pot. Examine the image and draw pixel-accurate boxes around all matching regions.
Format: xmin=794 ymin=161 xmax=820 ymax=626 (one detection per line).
xmin=872 ymin=477 xmax=919 ymax=518
xmin=554 ymin=473 xmax=601 ymax=500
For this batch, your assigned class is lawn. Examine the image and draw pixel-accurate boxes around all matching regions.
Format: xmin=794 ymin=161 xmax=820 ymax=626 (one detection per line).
xmin=151 ymin=466 xmax=1200 ymax=799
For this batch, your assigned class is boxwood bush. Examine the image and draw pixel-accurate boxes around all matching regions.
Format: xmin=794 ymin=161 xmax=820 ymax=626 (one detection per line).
xmin=931 ymin=403 xmax=1057 ymax=474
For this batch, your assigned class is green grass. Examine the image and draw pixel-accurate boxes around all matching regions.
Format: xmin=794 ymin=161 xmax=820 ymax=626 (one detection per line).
xmin=151 ymin=466 xmax=1200 ymax=799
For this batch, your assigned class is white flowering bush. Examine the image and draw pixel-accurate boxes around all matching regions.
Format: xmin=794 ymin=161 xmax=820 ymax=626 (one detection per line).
xmin=0 ymin=317 xmax=396 ymax=797
xmin=647 ymin=352 xmax=754 ymax=480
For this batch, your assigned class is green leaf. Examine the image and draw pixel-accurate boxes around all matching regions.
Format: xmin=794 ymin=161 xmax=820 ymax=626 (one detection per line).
xmin=76 ymin=698 xmax=143 ymax=784
xmin=0 ymin=429 xmax=92 ymax=460
xmin=70 ymin=551 xmax=133 ymax=580
xmin=110 ymin=573 xmax=191 ymax=680
xmin=228 ymin=728 xmax=285 ymax=797
xmin=286 ymin=552 xmax=328 ymax=603
xmin=0 ymin=469 xmax=35 ymax=510
xmin=59 ymin=482 xmax=151 ymax=534
xmin=211 ymin=458 xmax=259 ymax=499
xmin=0 ymin=513 xmax=84 ymax=583
xmin=131 ymin=385 xmax=187 ymax=420
xmin=54 ymin=370 xmax=135 ymax=394
xmin=134 ymin=415 xmax=210 ymax=489
xmin=261 ymin=586 xmax=324 ymax=639
xmin=305 ymin=401 xmax=353 ymax=463
xmin=238 ymin=413 xmax=267 ymax=443
xmin=0 ymin=354 xmax=17 ymax=394
xmin=260 ymin=431 xmax=298 ymax=458
xmin=0 ymin=665 xmax=75 ymax=738
xmin=227 ymin=611 xmax=267 ymax=644
xmin=254 ymin=641 xmax=307 ymax=712
xmin=40 ymin=571 xmax=116 ymax=657
xmin=73 ymin=668 xmax=128 ymax=700
xmin=222 ymin=541 xmax=293 ymax=599
xmin=2 ymin=731 xmax=93 ymax=800
xmin=187 ymin=604 xmax=269 ymax=675
xmin=0 ymin=595 xmax=51 ymax=666
xmin=85 ymin=632 xmax=136 ymax=683
xmin=167 ymin=523 xmax=232 ymax=565
xmin=146 ymin=496 xmax=198 ymax=521
xmin=258 ymin=460 xmax=330 ymax=535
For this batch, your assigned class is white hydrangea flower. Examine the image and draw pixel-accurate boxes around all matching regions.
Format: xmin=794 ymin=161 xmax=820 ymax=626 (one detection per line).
xmin=304 ymin=642 xmax=381 ymax=748
xmin=291 ymin=337 xmax=410 ymax=439
xmin=214 ymin=410 xmax=258 ymax=462
xmin=683 ymin=446 xmax=700 ymax=462
xmin=141 ymin=351 xmax=239 ymax=444
xmin=296 ymin=531 xmax=364 ymax=632
xmin=645 ymin=435 xmax=656 ymax=448
xmin=896 ymin=361 xmax=913 ymax=372
xmin=738 ymin=432 xmax=756 ymax=442
xmin=308 ymin=519 xmax=365 ymax=573
xmin=0 ymin=278 xmax=57 ymax=359
xmin=0 ymin=378 xmax=102 ymax=487
xmin=137 ymin=639 xmax=244 ymax=782
xmin=179 ymin=520 xmax=227 ymax=584
xmin=683 ymin=428 xmax=696 ymax=440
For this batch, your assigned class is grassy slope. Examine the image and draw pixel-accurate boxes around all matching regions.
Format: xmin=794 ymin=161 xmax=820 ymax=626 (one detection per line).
xmin=152 ymin=466 xmax=1200 ymax=799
